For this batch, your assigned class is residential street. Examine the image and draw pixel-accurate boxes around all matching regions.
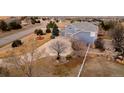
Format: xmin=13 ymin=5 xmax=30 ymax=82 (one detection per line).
xmin=0 ymin=21 xmax=48 ymax=47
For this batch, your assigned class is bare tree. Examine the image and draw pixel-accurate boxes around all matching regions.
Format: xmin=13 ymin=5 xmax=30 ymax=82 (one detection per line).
xmin=111 ymin=23 xmax=124 ymax=55
xmin=49 ymin=39 xmax=68 ymax=62
xmin=3 ymin=39 xmax=41 ymax=77
xmin=71 ymin=38 xmax=87 ymax=57
xmin=94 ymin=37 xmax=105 ymax=51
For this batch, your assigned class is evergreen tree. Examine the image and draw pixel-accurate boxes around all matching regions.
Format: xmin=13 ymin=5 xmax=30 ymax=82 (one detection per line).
xmin=52 ymin=26 xmax=59 ymax=36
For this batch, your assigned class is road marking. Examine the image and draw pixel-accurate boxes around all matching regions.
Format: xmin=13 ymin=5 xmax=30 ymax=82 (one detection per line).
xmin=77 ymin=44 xmax=90 ymax=77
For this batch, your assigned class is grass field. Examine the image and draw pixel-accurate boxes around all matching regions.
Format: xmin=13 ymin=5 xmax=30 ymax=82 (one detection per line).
xmin=81 ymin=56 xmax=124 ymax=77
xmin=5 ymin=57 xmax=82 ymax=77
xmin=0 ymin=33 xmax=51 ymax=58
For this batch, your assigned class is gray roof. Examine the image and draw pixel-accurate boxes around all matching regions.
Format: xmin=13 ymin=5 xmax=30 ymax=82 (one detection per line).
xmin=61 ymin=22 xmax=98 ymax=44
xmin=63 ymin=22 xmax=98 ymax=34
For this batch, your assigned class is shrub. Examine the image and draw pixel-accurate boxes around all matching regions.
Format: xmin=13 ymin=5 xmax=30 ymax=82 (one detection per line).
xmin=30 ymin=17 xmax=40 ymax=24
xmin=111 ymin=24 xmax=124 ymax=55
xmin=31 ymin=17 xmax=40 ymax=24
xmin=33 ymin=16 xmax=38 ymax=19
xmin=46 ymin=28 xmax=51 ymax=33
xmin=55 ymin=19 xmax=59 ymax=23
xmin=31 ymin=20 xmax=35 ymax=24
xmin=66 ymin=55 xmax=72 ymax=60
xmin=46 ymin=21 xmax=58 ymax=29
xmin=6 ymin=27 xmax=11 ymax=31
xmin=34 ymin=29 xmax=44 ymax=35
xmin=12 ymin=40 xmax=23 ymax=48
xmin=35 ymin=20 xmax=40 ymax=23
xmin=0 ymin=67 xmax=10 ymax=77
xmin=42 ymin=17 xmax=46 ymax=21
xmin=94 ymin=38 xmax=105 ymax=51
xmin=71 ymin=39 xmax=86 ymax=51
xmin=9 ymin=21 xmax=22 ymax=30
xmin=76 ymin=19 xmax=81 ymax=22
xmin=99 ymin=21 xmax=116 ymax=31
xmin=31 ymin=17 xmax=36 ymax=24
xmin=70 ymin=20 xmax=74 ymax=23
xmin=46 ymin=21 xmax=53 ymax=29
xmin=34 ymin=29 xmax=38 ymax=34
xmin=0 ymin=20 xmax=8 ymax=31
xmin=50 ymin=35 xmax=55 ymax=39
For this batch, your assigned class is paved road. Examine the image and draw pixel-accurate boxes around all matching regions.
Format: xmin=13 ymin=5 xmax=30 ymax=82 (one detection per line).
xmin=0 ymin=21 xmax=48 ymax=47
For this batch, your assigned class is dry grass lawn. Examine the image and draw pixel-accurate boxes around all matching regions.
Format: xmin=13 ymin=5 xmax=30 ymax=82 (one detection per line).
xmin=0 ymin=20 xmax=70 ymax=58
xmin=0 ymin=33 xmax=51 ymax=58
xmin=81 ymin=56 xmax=124 ymax=77
xmin=2 ymin=54 xmax=124 ymax=77
xmin=6 ymin=57 xmax=82 ymax=77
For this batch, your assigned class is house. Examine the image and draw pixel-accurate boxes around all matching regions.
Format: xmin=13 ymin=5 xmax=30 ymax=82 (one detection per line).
xmin=61 ymin=22 xmax=98 ymax=46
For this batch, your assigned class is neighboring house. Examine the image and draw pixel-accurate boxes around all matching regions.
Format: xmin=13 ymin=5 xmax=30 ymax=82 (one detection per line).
xmin=61 ymin=22 xmax=98 ymax=45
